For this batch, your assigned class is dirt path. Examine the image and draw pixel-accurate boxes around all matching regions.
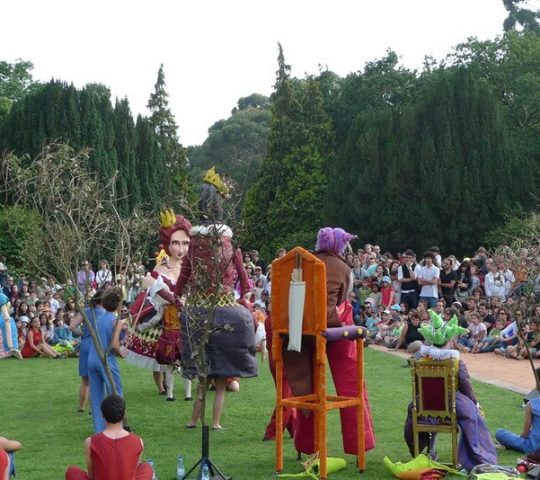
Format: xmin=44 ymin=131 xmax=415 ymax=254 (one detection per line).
xmin=369 ymin=344 xmax=536 ymax=395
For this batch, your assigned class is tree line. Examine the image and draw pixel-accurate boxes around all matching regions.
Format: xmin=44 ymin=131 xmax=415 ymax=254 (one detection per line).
xmin=0 ymin=65 xmax=187 ymax=216
xmin=1 ymin=12 xmax=539 ymax=262
xmin=242 ymin=30 xmax=540 ymax=258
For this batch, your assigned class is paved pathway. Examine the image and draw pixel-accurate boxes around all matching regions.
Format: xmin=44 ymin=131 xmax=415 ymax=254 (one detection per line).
xmin=369 ymin=344 xmax=537 ymax=395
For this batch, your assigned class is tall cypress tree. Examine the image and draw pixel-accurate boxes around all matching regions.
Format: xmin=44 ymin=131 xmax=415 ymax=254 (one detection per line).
xmin=147 ymin=64 xmax=189 ymax=201
xmin=243 ymin=45 xmax=333 ymax=256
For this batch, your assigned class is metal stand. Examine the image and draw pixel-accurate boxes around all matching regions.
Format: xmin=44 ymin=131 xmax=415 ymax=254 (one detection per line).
xmin=182 ymin=426 xmax=232 ymax=479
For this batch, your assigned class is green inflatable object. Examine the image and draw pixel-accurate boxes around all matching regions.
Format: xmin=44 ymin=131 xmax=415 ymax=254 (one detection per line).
xmin=277 ymin=457 xmax=347 ymax=479
xmin=420 ymin=311 xmax=468 ymax=346
xmin=383 ymin=454 xmax=465 ymax=477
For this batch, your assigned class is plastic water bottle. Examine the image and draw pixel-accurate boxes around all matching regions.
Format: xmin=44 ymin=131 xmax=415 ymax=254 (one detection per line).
xmin=201 ymin=462 xmax=210 ymax=480
xmin=148 ymin=459 xmax=158 ymax=480
xmin=176 ymin=454 xmax=185 ymax=479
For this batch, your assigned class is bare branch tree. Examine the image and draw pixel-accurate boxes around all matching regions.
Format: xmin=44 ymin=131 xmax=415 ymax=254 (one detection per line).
xmin=0 ymin=142 xmax=155 ymax=393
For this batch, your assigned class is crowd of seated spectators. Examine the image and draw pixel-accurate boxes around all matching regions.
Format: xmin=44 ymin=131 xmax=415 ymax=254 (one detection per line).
xmin=0 ymin=257 xmax=146 ymax=360
xmin=343 ymin=244 xmax=540 ymax=361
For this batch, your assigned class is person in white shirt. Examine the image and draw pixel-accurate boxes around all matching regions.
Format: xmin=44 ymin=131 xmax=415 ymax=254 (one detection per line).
xmin=416 ymin=251 xmax=440 ymax=309
xmin=484 ymin=262 xmax=512 ymax=301
xmin=95 ymin=260 xmax=113 ymax=288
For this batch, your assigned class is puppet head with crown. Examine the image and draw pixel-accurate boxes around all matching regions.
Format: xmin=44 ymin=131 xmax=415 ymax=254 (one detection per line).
xmin=199 ymin=167 xmax=230 ymax=223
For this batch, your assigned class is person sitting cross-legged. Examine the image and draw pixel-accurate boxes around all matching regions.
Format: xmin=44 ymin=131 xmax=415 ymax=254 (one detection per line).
xmin=65 ymin=394 xmax=152 ymax=480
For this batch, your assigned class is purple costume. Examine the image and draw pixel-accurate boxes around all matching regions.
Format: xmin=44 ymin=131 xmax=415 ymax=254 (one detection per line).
xmin=403 ymin=359 xmax=497 ymax=472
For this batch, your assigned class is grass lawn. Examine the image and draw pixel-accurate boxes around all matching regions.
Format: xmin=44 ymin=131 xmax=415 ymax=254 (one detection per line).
xmin=0 ymin=348 xmax=527 ymax=479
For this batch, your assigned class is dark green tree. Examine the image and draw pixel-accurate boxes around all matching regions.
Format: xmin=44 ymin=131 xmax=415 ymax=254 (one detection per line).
xmin=242 ymin=45 xmax=333 ymax=257
xmin=502 ymin=0 xmax=540 ymax=34
xmin=188 ymin=102 xmax=271 ymax=193
xmin=0 ymin=59 xmax=36 ymax=118
xmin=147 ymin=64 xmax=189 ymax=201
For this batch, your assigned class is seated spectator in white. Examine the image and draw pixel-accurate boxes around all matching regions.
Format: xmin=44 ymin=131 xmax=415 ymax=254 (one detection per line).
xmin=95 ymin=260 xmax=113 ymax=288
xmin=65 ymin=395 xmax=152 ymax=480
xmin=45 ymin=291 xmax=60 ymax=315
xmin=416 ymin=251 xmax=440 ymax=309
xmin=484 ymin=262 xmax=513 ymax=301
xmin=38 ymin=312 xmax=55 ymax=344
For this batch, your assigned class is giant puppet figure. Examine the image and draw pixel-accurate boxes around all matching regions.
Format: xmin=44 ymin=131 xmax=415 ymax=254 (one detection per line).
xmin=177 ymin=167 xmax=258 ymax=430
xmin=403 ymin=311 xmax=497 ymax=471
xmin=283 ymin=227 xmax=376 ymax=456
xmin=125 ymin=212 xmax=192 ymax=401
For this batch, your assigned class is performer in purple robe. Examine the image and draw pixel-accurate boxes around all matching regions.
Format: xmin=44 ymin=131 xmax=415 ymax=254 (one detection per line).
xmin=403 ymin=312 xmax=497 ymax=471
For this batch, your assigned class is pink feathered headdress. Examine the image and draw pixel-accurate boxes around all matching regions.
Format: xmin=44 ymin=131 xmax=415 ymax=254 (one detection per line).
xmin=315 ymin=227 xmax=357 ymax=255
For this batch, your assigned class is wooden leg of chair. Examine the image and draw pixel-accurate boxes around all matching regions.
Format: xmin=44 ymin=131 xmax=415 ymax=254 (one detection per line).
xmin=275 ymin=335 xmax=284 ymax=474
xmin=320 ymin=404 xmax=328 ymax=480
xmin=412 ymin=423 xmax=419 ymax=458
xmin=452 ymin=429 xmax=458 ymax=468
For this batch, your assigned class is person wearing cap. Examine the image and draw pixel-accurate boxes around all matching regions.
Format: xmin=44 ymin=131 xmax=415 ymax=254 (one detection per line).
xmin=253 ymin=265 xmax=268 ymax=289
xmin=380 ymin=276 xmax=395 ymax=308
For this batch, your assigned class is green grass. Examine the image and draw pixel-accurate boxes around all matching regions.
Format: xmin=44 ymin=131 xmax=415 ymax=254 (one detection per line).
xmin=0 ymin=349 xmax=527 ymax=479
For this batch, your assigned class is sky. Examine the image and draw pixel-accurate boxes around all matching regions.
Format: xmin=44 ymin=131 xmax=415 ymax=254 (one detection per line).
xmin=2 ymin=0 xmax=511 ymax=146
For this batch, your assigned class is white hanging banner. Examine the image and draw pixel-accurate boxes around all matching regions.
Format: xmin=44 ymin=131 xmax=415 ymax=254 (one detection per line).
xmin=287 ymin=254 xmax=305 ymax=352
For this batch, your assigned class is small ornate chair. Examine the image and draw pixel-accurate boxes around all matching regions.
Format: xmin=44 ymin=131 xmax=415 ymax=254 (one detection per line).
xmin=411 ymin=358 xmax=458 ymax=467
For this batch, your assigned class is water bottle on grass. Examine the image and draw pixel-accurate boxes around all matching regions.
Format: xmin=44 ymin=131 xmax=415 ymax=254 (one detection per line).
xmin=148 ymin=458 xmax=158 ymax=480
xmin=176 ymin=453 xmax=186 ymax=479
xmin=201 ymin=462 xmax=210 ymax=480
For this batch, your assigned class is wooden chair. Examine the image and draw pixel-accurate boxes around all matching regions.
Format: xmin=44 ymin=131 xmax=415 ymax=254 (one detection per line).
xmin=272 ymin=247 xmax=366 ymax=479
xmin=411 ymin=358 xmax=459 ymax=468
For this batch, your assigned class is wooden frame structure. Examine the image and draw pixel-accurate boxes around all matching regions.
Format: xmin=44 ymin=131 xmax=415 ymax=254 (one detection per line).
xmin=411 ymin=358 xmax=458 ymax=468
xmin=272 ymin=247 xmax=366 ymax=479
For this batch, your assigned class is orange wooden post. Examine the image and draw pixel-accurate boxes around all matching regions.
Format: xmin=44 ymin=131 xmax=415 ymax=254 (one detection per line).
xmin=272 ymin=247 xmax=367 ymax=479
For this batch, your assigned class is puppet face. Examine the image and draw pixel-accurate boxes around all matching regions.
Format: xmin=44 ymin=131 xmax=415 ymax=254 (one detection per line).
xmin=169 ymin=229 xmax=190 ymax=261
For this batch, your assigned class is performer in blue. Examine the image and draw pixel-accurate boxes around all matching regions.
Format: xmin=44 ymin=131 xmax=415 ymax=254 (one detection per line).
xmin=87 ymin=287 xmax=124 ymax=432
xmin=0 ymin=292 xmax=22 ymax=359
xmin=70 ymin=289 xmax=106 ymax=412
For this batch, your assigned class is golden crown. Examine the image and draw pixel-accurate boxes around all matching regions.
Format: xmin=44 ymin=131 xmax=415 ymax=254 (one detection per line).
xmin=159 ymin=208 xmax=176 ymax=229
xmin=203 ymin=167 xmax=229 ymax=196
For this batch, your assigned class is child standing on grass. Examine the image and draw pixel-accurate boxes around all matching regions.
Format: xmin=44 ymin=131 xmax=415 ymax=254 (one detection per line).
xmin=496 ymin=368 xmax=540 ymax=453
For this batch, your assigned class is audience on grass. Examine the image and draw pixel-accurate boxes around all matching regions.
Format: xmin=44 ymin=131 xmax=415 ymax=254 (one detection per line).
xmin=2 ymin=242 xmax=540 ymax=368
